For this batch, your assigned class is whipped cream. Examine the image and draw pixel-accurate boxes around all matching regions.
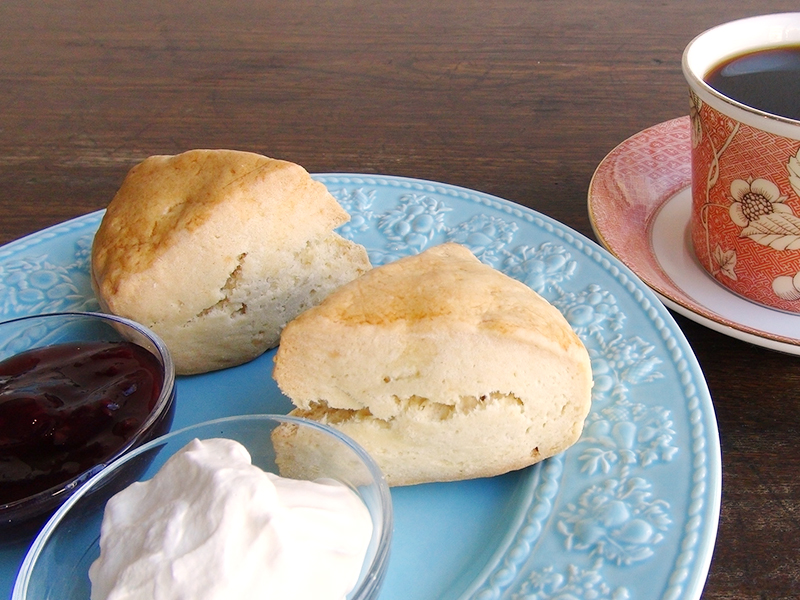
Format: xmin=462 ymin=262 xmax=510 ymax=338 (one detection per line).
xmin=88 ymin=437 xmax=373 ymax=600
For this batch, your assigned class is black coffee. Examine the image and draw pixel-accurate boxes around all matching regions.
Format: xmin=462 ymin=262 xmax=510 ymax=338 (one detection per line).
xmin=704 ymin=45 xmax=800 ymax=121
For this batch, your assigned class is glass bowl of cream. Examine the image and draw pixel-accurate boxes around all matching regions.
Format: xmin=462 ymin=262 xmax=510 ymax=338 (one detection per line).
xmin=0 ymin=311 xmax=176 ymax=540
xmin=12 ymin=414 xmax=393 ymax=600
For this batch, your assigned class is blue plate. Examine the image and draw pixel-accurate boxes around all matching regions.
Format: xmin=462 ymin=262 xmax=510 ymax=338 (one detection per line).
xmin=0 ymin=174 xmax=720 ymax=600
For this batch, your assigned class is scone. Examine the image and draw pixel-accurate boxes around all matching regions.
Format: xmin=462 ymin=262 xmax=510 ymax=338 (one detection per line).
xmin=91 ymin=149 xmax=371 ymax=375
xmin=272 ymin=243 xmax=593 ymax=486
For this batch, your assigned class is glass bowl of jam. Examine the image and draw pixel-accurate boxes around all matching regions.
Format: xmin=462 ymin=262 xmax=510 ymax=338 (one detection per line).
xmin=0 ymin=311 xmax=176 ymax=537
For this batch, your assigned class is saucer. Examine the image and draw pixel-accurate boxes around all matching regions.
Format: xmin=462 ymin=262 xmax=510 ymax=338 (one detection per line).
xmin=588 ymin=116 xmax=800 ymax=354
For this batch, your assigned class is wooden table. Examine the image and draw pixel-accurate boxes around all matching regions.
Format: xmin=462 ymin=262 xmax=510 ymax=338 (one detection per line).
xmin=2 ymin=1 xmax=800 ymax=598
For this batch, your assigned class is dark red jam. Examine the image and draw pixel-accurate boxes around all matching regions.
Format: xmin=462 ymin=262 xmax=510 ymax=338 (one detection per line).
xmin=0 ymin=341 xmax=164 ymax=505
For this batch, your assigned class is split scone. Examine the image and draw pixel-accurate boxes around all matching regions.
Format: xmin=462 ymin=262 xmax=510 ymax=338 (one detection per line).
xmin=91 ymin=149 xmax=371 ymax=375
xmin=272 ymin=243 xmax=593 ymax=486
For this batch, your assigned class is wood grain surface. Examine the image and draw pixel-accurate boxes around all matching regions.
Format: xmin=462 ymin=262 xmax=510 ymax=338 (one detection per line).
xmin=2 ymin=1 xmax=800 ymax=598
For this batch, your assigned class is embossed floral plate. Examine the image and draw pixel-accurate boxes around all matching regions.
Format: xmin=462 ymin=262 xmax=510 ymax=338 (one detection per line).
xmin=1 ymin=174 xmax=720 ymax=600
xmin=589 ymin=116 xmax=800 ymax=354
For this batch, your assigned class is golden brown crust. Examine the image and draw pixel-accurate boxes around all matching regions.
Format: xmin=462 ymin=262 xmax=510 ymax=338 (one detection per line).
xmin=288 ymin=242 xmax=581 ymax=350
xmin=92 ymin=150 xmax=348 ymax=303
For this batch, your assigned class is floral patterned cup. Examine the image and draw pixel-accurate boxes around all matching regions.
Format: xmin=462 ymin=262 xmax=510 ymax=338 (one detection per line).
xmin=683 ymin=13 xmax=800 ymax=313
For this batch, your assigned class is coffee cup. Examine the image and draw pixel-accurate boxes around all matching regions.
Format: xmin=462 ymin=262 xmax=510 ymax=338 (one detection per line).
xmin=682 ymin=13 xmax=800 ymax=313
